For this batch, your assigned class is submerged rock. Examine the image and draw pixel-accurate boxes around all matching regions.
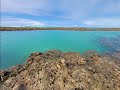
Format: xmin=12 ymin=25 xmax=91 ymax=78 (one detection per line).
xmin=0 ymin=50 xmax=120 ymax=90
xmin=99 ymin=36 xmax=120 ymax=53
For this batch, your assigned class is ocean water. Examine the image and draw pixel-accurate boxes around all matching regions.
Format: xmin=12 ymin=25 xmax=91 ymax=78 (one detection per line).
xmin=1 ymin=30 xmax=120 ymax=69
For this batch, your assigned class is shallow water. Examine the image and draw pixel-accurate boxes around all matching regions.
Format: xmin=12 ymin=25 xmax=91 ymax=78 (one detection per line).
xmin=1 ymin=30 xmax=120 ymax=69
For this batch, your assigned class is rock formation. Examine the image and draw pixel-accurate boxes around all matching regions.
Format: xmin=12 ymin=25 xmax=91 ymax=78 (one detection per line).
xmin=0 ymin=50 xmax=120 ymax=90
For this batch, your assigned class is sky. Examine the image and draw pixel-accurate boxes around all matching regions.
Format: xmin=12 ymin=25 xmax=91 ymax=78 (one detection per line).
xmin=1 ymin=0 xmax=120 ymax=27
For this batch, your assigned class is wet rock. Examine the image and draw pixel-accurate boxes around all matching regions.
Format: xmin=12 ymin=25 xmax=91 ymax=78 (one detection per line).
xmin=45 ymin=50 xmax=63 ymax=59
xmin=84 ymin=50 xmax=100 ymax=63
xmin=0 ymin=65 xmax=25 ymax=83
xmin=29 ymin=52 xmax=43 ymax=57
xmin=0 ymin=70 xmax=11 ymax=82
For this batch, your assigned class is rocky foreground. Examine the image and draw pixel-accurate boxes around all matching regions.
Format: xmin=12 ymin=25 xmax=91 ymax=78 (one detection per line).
xmin=0 ymin=50 xmax=120 ymax=90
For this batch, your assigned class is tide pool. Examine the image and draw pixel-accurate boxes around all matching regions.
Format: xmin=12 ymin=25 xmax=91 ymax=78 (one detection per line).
xmin=1 ymin=30 xmax=120 ymax=69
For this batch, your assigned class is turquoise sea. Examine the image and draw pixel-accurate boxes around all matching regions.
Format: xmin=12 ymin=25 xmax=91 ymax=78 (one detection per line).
xmin=1 ymin=30 xmax=120 ymax=69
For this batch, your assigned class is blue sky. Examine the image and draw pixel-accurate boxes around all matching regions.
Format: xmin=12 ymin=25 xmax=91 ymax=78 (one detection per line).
xmin=1 ymin=0 xmax=120 ymax=27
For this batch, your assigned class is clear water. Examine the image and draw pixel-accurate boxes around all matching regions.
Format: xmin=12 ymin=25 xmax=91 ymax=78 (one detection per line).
xmin=1 ymin=30 xmax=120 ymax=69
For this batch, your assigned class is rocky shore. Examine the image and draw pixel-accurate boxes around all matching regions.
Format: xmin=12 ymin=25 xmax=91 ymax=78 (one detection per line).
xmin=0 ymin=50 xmax=120 ymax=90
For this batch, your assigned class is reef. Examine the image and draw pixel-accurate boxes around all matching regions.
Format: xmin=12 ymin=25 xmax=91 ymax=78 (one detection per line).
xmin=0 ymin=50 xmax=120 ymax=90
xmin=99 ymin=35 xmax=120 ymax=53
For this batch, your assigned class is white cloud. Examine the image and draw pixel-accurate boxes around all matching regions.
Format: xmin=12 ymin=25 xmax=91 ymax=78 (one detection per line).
xmin=59 ymin=0 xmax=101 ymax=20
xmin=1 ymin=0 xmax=53 ymax=16
xmin=83 ymin=18 xmax=120 ymax=27
xmin=1 ymin=0 xmax=120 ymax=19
xmin=99 ymin=0 xmax=120 ymax=14
xmin=1 ymin=17 xmax=46 ymax=27
xmin=1 ymin=0 xmax=120 ymax=27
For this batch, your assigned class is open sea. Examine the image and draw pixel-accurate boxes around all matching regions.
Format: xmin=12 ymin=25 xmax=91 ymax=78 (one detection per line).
xmin=1 ymin=30 xmax=120 ymax=69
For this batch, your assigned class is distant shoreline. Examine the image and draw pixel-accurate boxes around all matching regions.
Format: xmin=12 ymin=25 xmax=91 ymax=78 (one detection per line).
xmin=0 ymin=27 xmax=120 ymax=31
